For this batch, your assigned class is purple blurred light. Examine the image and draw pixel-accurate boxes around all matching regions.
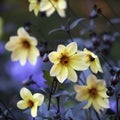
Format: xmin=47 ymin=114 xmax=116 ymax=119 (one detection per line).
xmin=110 ymin=99 xmax=116 ymax=112
xmin=0 ymin=41 xmax=5 ymax=54
xmin=5 ymin=58 xmax=47 ymax=88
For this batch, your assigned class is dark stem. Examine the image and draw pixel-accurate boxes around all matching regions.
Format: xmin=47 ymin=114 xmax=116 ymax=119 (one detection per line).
xmin=67 ymin=30 xmax=73 ymax=42
xmin=94 ymin=110 xmax=101 ymax=120
xmin=48 ymin=79 xmax=55 ymax=110
xmin=56 ymin=96 xmax=60 ymax=113
xmin=88 ymin=108 xmax=92 ymax=120
xmin=66 ymin=0 xmax=78 ymax=18
xmin=0 ymin=100 xmax=17 ymax=120
xmin=115 ymin=93 xmax=119 ymax=120
xmin=66 ymin=0 xmax=70 ymax=17
xmin=32 ymin=117 xmax=35 ymax=120
xmin=48 ymin=78 xmax=58 ymax=110
xmin=99 ymin=53 xmax=113 ymax=68
xmin=99 ymin=11 xmax=118 ymax=32
xmin=100 ymin=13 xmax=114 ymax=26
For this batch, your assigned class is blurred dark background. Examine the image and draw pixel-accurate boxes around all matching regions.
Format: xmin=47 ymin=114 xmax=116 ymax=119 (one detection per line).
xmin=0 ymin=0 xmax=120 ymax=119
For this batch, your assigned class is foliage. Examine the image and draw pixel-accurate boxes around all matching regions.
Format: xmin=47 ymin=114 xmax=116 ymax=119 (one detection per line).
xmin=1 ymin=0 xmax=120 ymax=120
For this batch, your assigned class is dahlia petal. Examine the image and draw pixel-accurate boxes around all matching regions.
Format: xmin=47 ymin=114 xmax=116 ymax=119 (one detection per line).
xmin=90 ymin=62 xmax=98 ymax=73
xmin=33 ymin=93 xmax=44 ymax=106
xmin=29 ymin=4 xmax=34 ymax=12
xmin=95 ymin=58 xmax=103 ymax=73
xmin=98 ymin=89 xmax=108 ymax=98
xmin=40 ymin=1 xmax=52 ymax=11
xmin=48 ymin=51 xmax=60 ymax=64
xmin=74 ymin=85 xmax=89 ymax=101
xmin=84 ymin=48 xmax=97 ymax=58
xmin=17 ymin=27 xmax=29 ymax=37
xmin=28 ymin=0 xmax=35 ymax=3
xmin=5 ymin=37 xmax=20 ymax=51
xmin=17 ymin=100 xmax=28 ymax=109
xmin=50 ymin=64 xmax=62 ymax=76
xmin=57 ymin=9 xmax=65 ymax=17
xmin=11 ymin=48 xmax=28 ymax=65
xmin=34 ymin=7 xmax=40 ymax=16
xmin=84 ymin=99 xmax=92 ymax=109
xmin=28 ymin=47 xmax=40 ymax=65
xmin=58 ymin=0 xmax=67 ymax=9
xmin=87 ymin=74 xmax=97 ymax=87
xmin=57 ymin=44 xmax=65 ymax=53
xmin=70 ymin=54 xmax=88 ymax=71
xmin=31 ymin=104 xmax=38 ymax=117
xmin=96 ymin=97 xmax=110 ymax=108
xmin=92 ymin=100 xmax=101 ymax=113
xmin=67 ymin=66 xmax=77 ymax=82
xmin=96 ymin=80 xmax=106 ymax=90
xmin=66 ymin=42 xmax=77 ymax=56
xmin=57 ymin=65 xmax=68 ymax=83
xmin=46 ymin=7 xmax=55 ymax=17
xmin=19 ymin=49 xmax=28 ymax=66
xmin=20 ymin=87 xmax=33 ymax=100
xmin=29 ymin=37 xmax=38 ymax=46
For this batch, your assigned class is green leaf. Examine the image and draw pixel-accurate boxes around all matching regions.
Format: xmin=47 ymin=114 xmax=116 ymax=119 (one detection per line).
xmin=43 ymin=70 xmax=53 ymax=85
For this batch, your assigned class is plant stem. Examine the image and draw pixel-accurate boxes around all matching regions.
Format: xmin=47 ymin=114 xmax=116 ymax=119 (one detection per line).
xmin=48 ymin=79 xmax=55 ymax=110
xmin=56 ymin=96 xmax=60 ymax=113
xmin=99 ymin=52 xmax=113 ymax=68
xmin=0 ymin=100 xmax=17 ymax=120
xmin=48 ymin=78 xmax=58 ymax=110
xmin=32 ymin=117 xmax=35 ymax=120
xmin=115 ymin=93 xmax=119 ymax=120
xmin=95 ymin=110 xmax=101 ymax=120
xmin=67 ymin=31 xmax=73 ymax=42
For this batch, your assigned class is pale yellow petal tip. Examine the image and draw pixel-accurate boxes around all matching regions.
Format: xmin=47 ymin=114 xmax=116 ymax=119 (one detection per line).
xmin=69 ymin=42 xmax=77 ymax=46
xmin=99 ymin=68 xmax=103 ymax=73
xmin=17 ymin=100 xmax=28 ymax=109
xmin=74 ymin=85 xmax=80 ymax=92
xmin=40 ymin=0 xmax=67 ymax=17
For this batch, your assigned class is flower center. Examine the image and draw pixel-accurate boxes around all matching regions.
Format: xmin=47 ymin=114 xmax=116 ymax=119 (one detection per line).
xmin=37 ymin=0 xmax=40 ymax=4
xmin=22 ymin=39 xmax=30 ymax=49
xmin=89 ymin=55 xmax=95 ymax=62
xmin=89 ymin=88 xmax=98 ymax=98
xmin=27 ymin=100 xmax=34 ymax=108
xmin=60 ymin=55 xmax=69 ymax=65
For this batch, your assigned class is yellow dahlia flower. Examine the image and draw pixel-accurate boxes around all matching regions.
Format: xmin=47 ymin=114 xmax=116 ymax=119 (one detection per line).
xmin=5 ymin=27 xmax=40 ymax=66
xmin=74 ymin=74 xmax=109 ymax=113
xmin=17 ymin=87 xmax=44 ymax=117
xmin=48 ymin=42 xmax=88 ymax=83
xmin=29 ymin=0 xmax=41 ymax=16
xmin=82 ymin=48 xmax=103 ymax=73
xmin=40 ymin=0 xmax=67 ymax=17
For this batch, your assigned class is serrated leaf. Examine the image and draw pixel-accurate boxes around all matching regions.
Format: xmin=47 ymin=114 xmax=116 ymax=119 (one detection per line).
xmin=53 ymin=90 xmax=69 ymax=97
xmin=48 ymin=28 xmax=63 ymax=35
xmin=43 ymin=70 xmax=53 ymax=85
xmin=70 ymin=18 xmax=85 ymax=30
